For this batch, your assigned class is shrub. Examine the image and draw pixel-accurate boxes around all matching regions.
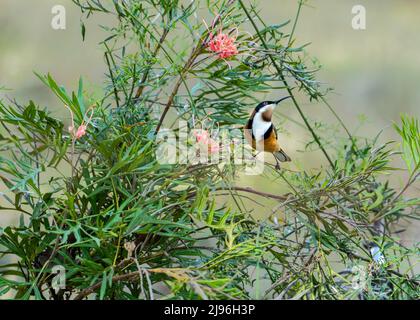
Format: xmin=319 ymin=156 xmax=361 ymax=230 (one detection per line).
xmin=0 ymin=0 xmax=418 ymax=300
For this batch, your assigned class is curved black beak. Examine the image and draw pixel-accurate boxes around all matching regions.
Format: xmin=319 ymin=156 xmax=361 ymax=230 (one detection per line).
xmin=275 ymin=96 xmax=291 ymax=104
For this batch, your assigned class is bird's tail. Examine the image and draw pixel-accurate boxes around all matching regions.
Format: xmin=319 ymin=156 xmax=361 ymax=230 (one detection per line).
xmin=273 ymin=149 xmax=291 ymax=162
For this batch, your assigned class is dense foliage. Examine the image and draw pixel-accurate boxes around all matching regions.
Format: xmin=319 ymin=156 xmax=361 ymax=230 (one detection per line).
xmin=0 ymin=0 xmax=418 ymax=299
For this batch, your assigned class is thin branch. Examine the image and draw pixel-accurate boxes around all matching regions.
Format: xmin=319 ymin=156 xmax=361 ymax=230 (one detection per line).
xmin=134 ymin=27 xmax=170 ymax=100
xmin=104 ymin=52 xmax=120 ymax=108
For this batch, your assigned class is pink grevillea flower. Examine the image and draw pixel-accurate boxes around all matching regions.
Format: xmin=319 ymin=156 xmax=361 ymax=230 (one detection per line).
xmin=193 ymin=129 xmax=220 ymax=155
xmin=193 ymin=129 xmax=210 ymax=144
xmin=204 ymin=15 xmax=239 ymax=60
xmin=208 ymin=32 xmax=238 ymax=59
xmin=66 ymin=105 xmax=94 ymax=140
xmin=207 ymin=138 xmax=220 ymax=154
xmin=75 ymin=124 xmax=87 ymax=139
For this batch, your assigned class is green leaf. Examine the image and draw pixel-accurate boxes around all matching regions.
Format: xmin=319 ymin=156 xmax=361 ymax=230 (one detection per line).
xmin=100 ymin=271 xmax=108 ymax=300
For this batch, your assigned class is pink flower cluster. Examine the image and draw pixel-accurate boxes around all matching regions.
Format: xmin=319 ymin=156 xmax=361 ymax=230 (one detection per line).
xmin=66 ymin=105 xmax=94 ymax=140
xmin=193 ymin=129 xmax=220 ymax=154
xmin=68 ymin=124 xmax=87 ymax=140
xmin=208 ymin=32 xmax=238 ymax=59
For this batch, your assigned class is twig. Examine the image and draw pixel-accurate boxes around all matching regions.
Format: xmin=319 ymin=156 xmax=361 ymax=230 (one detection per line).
xmin=188 ymin=186 xmax=288 ymax=201
xmin=74 ymin=272 xmax=140 ymax=300
xmin=134 ymin=27 xmax=170 ymax=100
xmin=155 ymin=46 xmax=201 ymax=133
xmin=105 ymin=51 xmax=120 ymax=108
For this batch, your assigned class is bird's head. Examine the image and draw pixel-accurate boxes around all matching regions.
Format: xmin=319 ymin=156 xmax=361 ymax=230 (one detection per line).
xmin=255 ymin=96 xmax=291 ymax=122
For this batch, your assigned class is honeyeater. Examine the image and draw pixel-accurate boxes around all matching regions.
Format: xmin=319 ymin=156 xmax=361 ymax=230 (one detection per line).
xmin=244 ymin=97 xmax=292 ymax=169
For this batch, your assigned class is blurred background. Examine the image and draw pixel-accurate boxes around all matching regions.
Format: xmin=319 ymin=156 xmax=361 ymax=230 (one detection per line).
xmin=0 ymin=1 xmax=419 ymax=247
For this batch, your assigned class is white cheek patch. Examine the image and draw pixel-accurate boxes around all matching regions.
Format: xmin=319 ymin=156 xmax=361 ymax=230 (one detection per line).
xmin=252 ymin=113 xmax=272 ymax=142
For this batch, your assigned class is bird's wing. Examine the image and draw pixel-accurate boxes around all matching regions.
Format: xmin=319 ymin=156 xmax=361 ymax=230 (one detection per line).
xmin=274 ymin=149 xmax=292 ymax=162
xmin=244 ymin=109 xmax=255 ymax=143
xmin=245 ymin=109 xmax=256 ymax=130
xmin=272 ymin=126 xmax=291 ymax=162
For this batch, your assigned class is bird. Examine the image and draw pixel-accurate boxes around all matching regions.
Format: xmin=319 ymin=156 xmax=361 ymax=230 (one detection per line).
xmin=244 ymin=97 xmax=292 ymax=169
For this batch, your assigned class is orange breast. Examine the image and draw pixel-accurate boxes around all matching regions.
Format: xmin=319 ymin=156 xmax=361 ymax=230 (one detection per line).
xmin=262 ymin=129 xmax=279 ymax=153
xmin=244 ymin=127 xmax=279 ymax=153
